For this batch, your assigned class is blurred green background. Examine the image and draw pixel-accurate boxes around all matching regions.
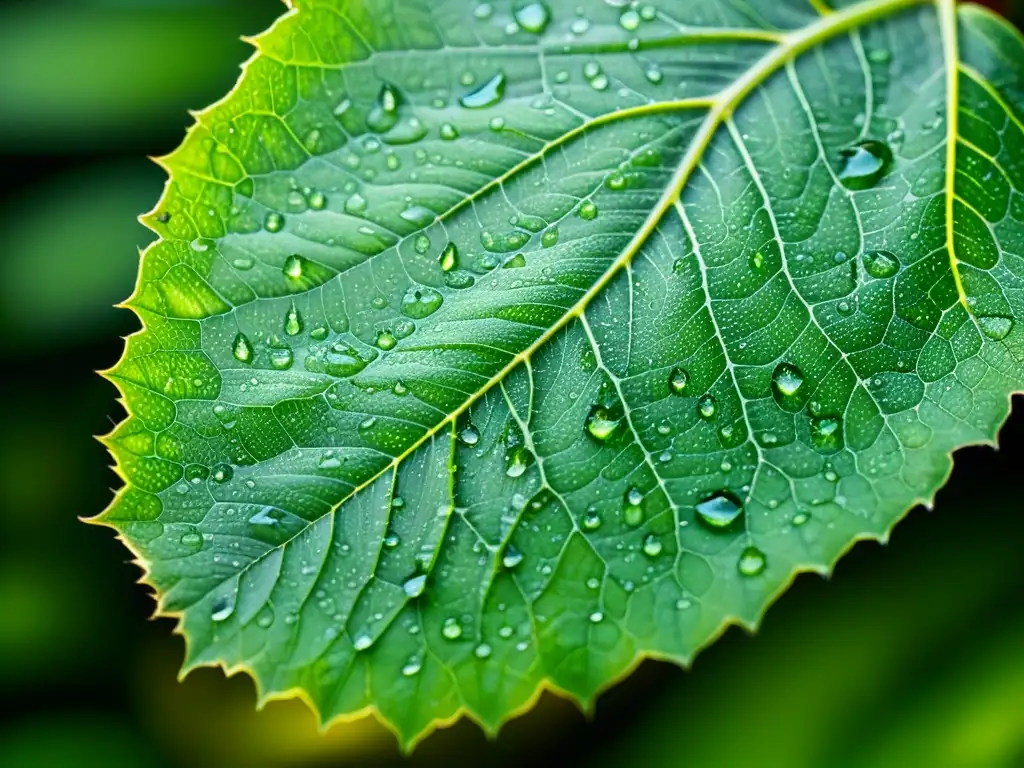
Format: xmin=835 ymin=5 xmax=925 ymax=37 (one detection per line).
xmin=1 ymin=0 xmax=1022 ymax=766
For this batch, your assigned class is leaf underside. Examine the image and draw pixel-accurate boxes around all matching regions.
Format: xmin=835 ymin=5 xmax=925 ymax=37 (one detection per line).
xmin=97 ymin=0 xmax=1024 ymax=750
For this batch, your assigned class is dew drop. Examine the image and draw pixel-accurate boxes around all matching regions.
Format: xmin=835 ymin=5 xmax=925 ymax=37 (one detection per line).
xmin=376 ymin=330 xmax=397 ymax=350
xmin=837 ymin=140 xmax=893 ymax=190
xmin=589 ymin=611 xmax=604 ymax=623
xmin=440 ymin=122 xmax=459 ymax=140
xmin=619 ymin=8 xmax=641 ymax=30
xmin=585 ymin=403 xmax=623 ymax=442
xmin=353 ymin=631 xmax=373 ymax=651
xmin=771 ymin=362 xmax=805 ymax=410
xmin=978 ymin=314 xmax=1015 ymax=341
xmin=308 ymin=190 xmax=326 ymax=210
xmin=366 ymin=83 xmax=400 ymax=133
xmin=414 ymin=234 xmax=432 ymax=254
xmin=505 ymin=447 xmax=530 ymax=478
xmin=502 ymin=546 xmax=524 ymax=569
xmin=439 ymin=242 xmax=459 ymax=272
xmin=624 ymin=487 xmax=644 ymax=527
xmin=180 ymin=530 xmax=203 ymax=550
xmin=668 ymin=366 xmax=689 ymax=395
xmin=232 ymin=333 xmax=253 ymax=364
xmin=695 ymin=490 xmax=744 ymax=529
xmin=345 ymin=193 xmax=368 ymax=214
xmin=270 ymin=347 xmax=294 ymax=370
xmin=211 ymin=463 xmax=233 ymax=483
xmin=211 ymin=594 xmax=236 ymax=622
xmin=442 ymin=617 xmax=463 ymax=639
xmin=403 ymin=574 xmax=427 ymax=598
xmin=697 ymin=394 xmax=717 ymax=420
xmin=460 ymin=72 xmax=507 ymax=108
xmin=402 ymin=658 xmax=422 ymax=677
xmin=863 ymin=249 xmax=900 ymax=279
xmin=284 ymin=304 xmax=303 ymax=336
xmin=642 ymin=534 xmax=663 ymax=557
xmin=578 ymin=201 xmax=598 ymax=220
xmin=514 ymin=2 xmax=551 ymax=33
xmin=582 ymin=507 xmax=602 ymax=531
xmin=264 ymin=212 xmax=284 ymax=232
xmin=541 ymin=227 xmax=560 ymax=248
xmin=400 ymin=205 xmax=435 ymax=227
xmin=738 ymin=546 xmax=767 ymax=577
xmin=792 ymin=512 xmax=810 ymax=526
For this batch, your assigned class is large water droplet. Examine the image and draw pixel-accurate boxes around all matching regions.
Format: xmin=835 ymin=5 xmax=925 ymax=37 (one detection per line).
xmin=439 ymin=242 xmax=458 ymax=272
xmin=668 ymin=366 xmax=689 ymax=395
xmin=697 ymin=394 xmax=717 ymax=420
xmin=978 ymin=314 xmax=1015 ymax=341
xmin=458 ymin=424 xmax=480 ymax=446
xmin=837 ymin=140 xmax=892 ymax=190
xmin=270 ymin=347 xmax=294 ymax=370
xmin=403 ymin=574 xmax=427 ymax=598
xmin=514 ymin=2 xmax=550 ymax=33
xmin=211 ymin=593 xmax=236 ymax=622
xmin=283 ymin=254 xmax=306 ymax=281
xmin=323 ymin=342 xmax=371 ymax=377
xmin=401 ymin=285 xmax=443 ymax=319
xmin=771 ymin=362 xmax=806 ymax=412
xmin=585 ymin=403 xmax=623 ymax=442
xmin=400 ymin=205 xmax=435 ymax=227
xmin=232 ymin=333 xmax=253 ymax=363
xmin=642 ymin=534 xmax=663 ymax=557
xmin=366 ymin=83 xmax=400 ymax=133
xmin=695 ymin=491 xmax=744 ymax=529
xmin=738 ymin=546 xmax=766 ymax=576
xmin=376 ymin=330 xmax=397 ymax=350
xmin=460 ymin=72 xmax=506 ymax=108
xmin=442 ymin=617 xmax=463 ymax=639
xmin=862 ymin=249 xmax=900 ymax=279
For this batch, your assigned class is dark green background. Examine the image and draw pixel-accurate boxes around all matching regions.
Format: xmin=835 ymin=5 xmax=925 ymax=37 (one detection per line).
xmin=0 ymin=1 xmax=1021 ymax=765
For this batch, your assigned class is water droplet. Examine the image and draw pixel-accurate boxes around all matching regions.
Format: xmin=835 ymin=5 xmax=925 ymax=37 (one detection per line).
xmin=402 ymin=658 xmax=422 ymax=676
xmin=695 ymin=491 xmax=744 ymax=529
xmin=211 ymin=594 xmax=236 ymax=622
xmin=624 ymin=487 xmax=644 ymax=527
xmin=270 ymin=347 xmax=293 ymax=370
xmin=475 ymin=642 xmax=493 ymax=659
xmin=582 ymin=507 xmax=602 ymax=531
xmin=284 ymin=304 xmax=303 ymax=336
xmin=502 ymin=546 xmax=524 ymax=569
xmin=738 ymin=546 xmax=766 ymax=577
xmin=474 ymin=3 xmax=493 ymax=20
xmin=586 ymin=403 xmax=623 ymax=442
xmin=863 ymin=249 xmax=900 ymax=279
xmin=505 ymin=447 xmax=530 ymax=477
xmin=837 ymin=140 xmax=893 ymax=190
xmin=283 ymin=254 xmax=306 ymax=280
xmin=458 ymin=424 xmax=480 ymax=446
xmin=771 ymin=362 xmax=805 ymax=410
xmin=669 ymin=367 xmax=689 ymax=395
xmin=619 ymin=8 xmax=641 ymax=30
xmin=376 ymin=330 xmax=397 ymax=350
xmin=442 ymin=617 xmax=463 ymax=639
xmin=810 ymin=414 xmax=843 ymax=453
xmin=697 ymin=394 xmax=717 ymax=420
xmin=345 ymin=193 xmax=368 ymax=214
xmin=264 ymin=212 xmax=283 ymax=232
xmin=232 ymin=333 xmax=253 ymax=363
xmin=323 ymin=342 xmax=372 ymax=377
xmin=578 ymin=201 xmax=598 ymax=220
xmin=605 ymin=172 xmax=627 ymax=191
xmin=514 ymin=2 xmax=550 ymax=33
xmin=645 ymin=65 xmax=663 ymax=84
xmin=403 ymin=574 xmax=427 ymax=598
xmin=460 ymin=72 xmax=506 ymax=108
xmin=439 ymin=242 xmax=458 ymax=272
xmin=400 ymin=205 xmax=435 ymax=227
xmin=792 ymin=512 xmax=810 ymax=526
xmin=978 ymin=314 xmax=1015 ymax=341
xmin=231 ymin=257 xmax=254 ymax=271
xmin=440 ymin=122 xmax=459 ymax=140
xmin=541 ymin=227 xmax=560 ymax=248
xmin=180 ymin=530 xmax=203 ymax=549
xmin=642 ymin=534 xmax=663 ymax=557
xmin=308 ymin=190 xmax=326 ymax=210
xmin=750 ymin=250 xmax=765 ymax=271
xmin=366 ymin=83 xmax=400 ymax=133
xmin=589 ymin=611 xmax=604 ymax=623
xmin=211 ymin=463 xmax=233 ymax=483
xmin=353 ymin=631 xmax=373 ymax=651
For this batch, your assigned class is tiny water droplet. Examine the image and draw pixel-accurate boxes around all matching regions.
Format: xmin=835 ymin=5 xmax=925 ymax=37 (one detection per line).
xmin=668 ymin=366 xmax=689 ymax=395
xmin=837 ymin=140 xmax=893 ymax=190
xmin=458 ymin=424 xmax=480 ymax=446
xmin=460 ymin=72 xmax=507 ymax=108
xmin=738 ymin=546 xmax=766 ymax=577
xmin=695 ymin=491 xmax=744 ymax=529
xmin=232 ymin=333 xmax=253 ymax=363
xmin=863 ymin=249 xmax=900 ymax=279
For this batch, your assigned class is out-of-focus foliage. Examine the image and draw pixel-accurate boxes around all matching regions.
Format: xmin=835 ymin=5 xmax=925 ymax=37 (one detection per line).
xmin=0 ymin=0 xmax=1021 ymax=766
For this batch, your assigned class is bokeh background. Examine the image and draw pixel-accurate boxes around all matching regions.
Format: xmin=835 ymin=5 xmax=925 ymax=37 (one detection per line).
xmin=1 ymin=0 xmax=1022 ymax=765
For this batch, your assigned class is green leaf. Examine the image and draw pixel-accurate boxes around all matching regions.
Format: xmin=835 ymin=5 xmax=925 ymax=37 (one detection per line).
xmin=95 ymin=0 xmax=1024 ymax=749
